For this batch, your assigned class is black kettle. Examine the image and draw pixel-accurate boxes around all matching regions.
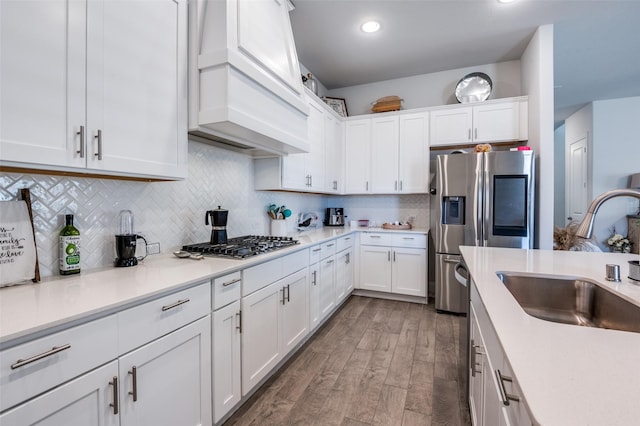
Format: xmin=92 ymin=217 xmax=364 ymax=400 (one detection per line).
xmin=205 ymin=206 xmax=228 ymax=244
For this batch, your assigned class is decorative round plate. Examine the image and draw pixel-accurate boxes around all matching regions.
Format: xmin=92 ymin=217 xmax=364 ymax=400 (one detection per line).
xmin=455 ymin=72 xmax=492 ymax=103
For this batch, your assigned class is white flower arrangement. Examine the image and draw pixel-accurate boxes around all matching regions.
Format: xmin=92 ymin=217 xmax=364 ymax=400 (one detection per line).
xmin=606 ymin=232 xmax=631 ymax=253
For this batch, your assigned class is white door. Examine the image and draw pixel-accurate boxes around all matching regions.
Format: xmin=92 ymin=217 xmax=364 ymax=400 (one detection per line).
xmin=309 ymin=263 xmax=321 ymax=330
xmin=344 ymin=119 xmax=371 ymax=193
xmin=119 ymin=317 xmax=212 ymax=426
xmin=371 ymin=115 xmax=399 ymax=193
xmin=359 ymin=245 xmax=392 ymax=292
xmin=318 ymin=256 xmax=336 ymax=320
xmin=473 ymin=101 xmax=520 ymax=143
xmin=86 ymin=0 xmax=187 ymax=177
xmin=430 ymin=106 xmax=473 ymax=146
xmin=241 ymin=281 xmax=282 ymax=394
xmin=391 ymin=248 xmax=427 ymax=297
xmin=399 ymin=112 xmax=429 ymax=193
xmin=0 ymin=361 xmax=119 ymax=426
xmin=566 ymin=134 xmax=589 ymax=224
xmin=0 ymin=0 xmax=86 ymax=169
xmin=281 ymin=269 xmax=310 ymax=353
xmin=213 ymin=301 xmax=241 ymax=423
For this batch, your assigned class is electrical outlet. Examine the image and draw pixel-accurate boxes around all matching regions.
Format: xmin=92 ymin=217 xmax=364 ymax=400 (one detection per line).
xmin=146 ymin=242 xmax=161 ymax=255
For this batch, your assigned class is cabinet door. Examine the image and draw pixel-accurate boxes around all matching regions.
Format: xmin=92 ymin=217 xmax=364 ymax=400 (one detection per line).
xmin=281 ymin=269 xmax=310 ymax=353
xmin=430 ymin=106 xmax=473 ymax=146
xmin=0 ymin=0 xmax=86 ymax=169
xmin=309 ymin=263 xmax=321 ymax=330
xmin=391 ymin=248 xmax=427 ymax=297
xmin=398 ymin=112 xmax=429 ymax=193
xmin=282 ymin=153 xmax=308 ymax=190
xmin=306 ymin=99 xmax=326 ymax=191
xmin=344 ymin=118 xmax=371 ymax=193
xmin=469 ymin=307 xmax=484 ymax=426
xmin=359 ymin=245 xmax=392 ymax=292
xmin=371 ymin=115 xmax=399 ymax=193
xmin=0 ymin=361 xmax=119 ymax=426
xmin=324 ymin=113 xmax=343 ymax=192
xmin=318 ymin=256 xmax=336 ymax=320
xmin=473 ymin=101 xmax=520 ymax=143
xmin=241 ymin=280 xmax=282 ymax=394
xmin=213 ymin=301 xmax=241 ymax=424
xmin=335 ymin=248 xmax=354 ymax=303
xmin=119 ymin=317 xmax=212 ymax=426
xmin=86 ymin=0 xmax=187 ymax=178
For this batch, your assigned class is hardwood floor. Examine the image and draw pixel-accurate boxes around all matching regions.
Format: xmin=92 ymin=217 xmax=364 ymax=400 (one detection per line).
xmin=225 ymin=296 xmax=472 ymax=426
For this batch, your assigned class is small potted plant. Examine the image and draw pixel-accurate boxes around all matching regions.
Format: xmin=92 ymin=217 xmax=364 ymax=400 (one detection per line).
xmin=606 ymin=228 xmax=632 ymax=253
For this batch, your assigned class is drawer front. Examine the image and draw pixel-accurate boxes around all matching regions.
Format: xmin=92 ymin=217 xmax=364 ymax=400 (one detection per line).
xmin=118 ymin=282 xmax=211 ymax=354
xmin=360 ymin=232 xmax=393 ymax=246
xmin=213 ymin=271 xmax=241 ymax=310
xmin=336 ymin=234 xmax=354 ymax=252
xmin=309 ymin=244 xmax=322 ymax=264
xmin=0 ymin=315 xmax=118 ymax=412
xmin=243 ymin=249 xmax=308 ymax=296
xmin=392 ymin=233 xmax=427 ymax=248
xmin=321 ymin=240 xmax=337 ymax=259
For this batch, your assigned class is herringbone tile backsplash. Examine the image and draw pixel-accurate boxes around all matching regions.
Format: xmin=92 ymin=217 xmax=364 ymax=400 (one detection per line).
xmin=1 ymin=141 xmax=428 ymax=277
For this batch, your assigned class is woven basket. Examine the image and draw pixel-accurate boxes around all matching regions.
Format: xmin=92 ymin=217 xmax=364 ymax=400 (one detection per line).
xmin=371 ymin=96 xmax=402 ymax=113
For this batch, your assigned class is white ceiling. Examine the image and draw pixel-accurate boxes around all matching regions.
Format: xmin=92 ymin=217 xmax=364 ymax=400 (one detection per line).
xmin=290 ymin=0 xmax=640 ymax=126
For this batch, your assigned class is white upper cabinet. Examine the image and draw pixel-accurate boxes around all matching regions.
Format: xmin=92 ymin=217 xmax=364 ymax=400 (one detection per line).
xmin=324 ymin=112 xmax=343 ymax=193
xmin=189 ymin=0 xmax=310 ymax=155
xmin=430 ymin=98 xmax=528 ymax=147
xmin=344 ymin=118 xmax=372 ymax=193
xmin=398 ymin=112 xmax=430 ymax=193
xmin=371 ymin=116 xmax=400 ymax=193
xmin=0 ymin=0 xmax=188 ymax=180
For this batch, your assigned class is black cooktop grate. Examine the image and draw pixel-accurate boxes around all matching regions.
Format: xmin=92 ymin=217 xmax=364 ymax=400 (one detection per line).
xmin=182 ymin=235 xmax=298 ymax=259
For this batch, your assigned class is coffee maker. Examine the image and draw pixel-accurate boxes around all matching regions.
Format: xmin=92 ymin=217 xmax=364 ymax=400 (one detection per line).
xmin=205 ymin=206 xmax=228 ymax=244
xmin=324 ymin=207 xmax=345 ymax=227
xmin=114 ymin=210 xmax=147 ymax=267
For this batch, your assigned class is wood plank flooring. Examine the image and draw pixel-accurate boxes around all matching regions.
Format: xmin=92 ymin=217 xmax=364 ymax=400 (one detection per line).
xmin=225 ymin=296 xmax=472 ymax=426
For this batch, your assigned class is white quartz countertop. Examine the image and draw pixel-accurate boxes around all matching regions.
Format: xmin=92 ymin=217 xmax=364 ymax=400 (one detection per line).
xmin=0 ymin=226 xmax=426 ymax=347
xmin=460 ymin=246 xmax=640 ymax=426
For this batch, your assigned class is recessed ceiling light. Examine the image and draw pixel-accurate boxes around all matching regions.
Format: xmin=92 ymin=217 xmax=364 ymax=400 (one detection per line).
xmin=361 ymin=21 xmax=381 ymax=33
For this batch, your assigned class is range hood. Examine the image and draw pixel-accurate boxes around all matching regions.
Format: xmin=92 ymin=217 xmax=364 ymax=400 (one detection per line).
xmin=188 ymin=0 xmax=310 ymax=157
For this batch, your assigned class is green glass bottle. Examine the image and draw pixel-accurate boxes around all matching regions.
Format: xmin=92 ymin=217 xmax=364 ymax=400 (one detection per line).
xmin=59 ymin=214 xmax=81 ymax=275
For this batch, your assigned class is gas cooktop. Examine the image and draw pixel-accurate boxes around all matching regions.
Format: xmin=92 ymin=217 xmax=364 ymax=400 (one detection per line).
xmin=182 ymin=235 xmax=298 ymax=259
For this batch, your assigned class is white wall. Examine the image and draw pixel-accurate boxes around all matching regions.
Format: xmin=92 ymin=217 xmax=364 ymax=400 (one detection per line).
xmin=520 ymin=24 xmax=555 ymax=249
xmin=324 ymin=60 xmax=522 ymax=116
xmin=554 ymin=124 xmax=566 ymax=227
xmin=590 ymin=96 xmax=640 ymax=245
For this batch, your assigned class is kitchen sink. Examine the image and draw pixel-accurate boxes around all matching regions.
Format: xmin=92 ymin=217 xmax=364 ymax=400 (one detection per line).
xmin=496 ymin=272 xmax=640 ymax=333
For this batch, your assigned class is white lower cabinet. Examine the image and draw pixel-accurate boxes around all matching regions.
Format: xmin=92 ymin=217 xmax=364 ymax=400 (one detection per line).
xmin=359 ymin=232 xmax=427 ymax=297
xmin=212 ymin=300 xmax=241 ymax=424
xmin=241 ymin=268 xmax=309 ymax=395
xmin=118 ymin=317 xmax=212 ymax=426
xmin=335 ymin=247 xmax=353 ymax=304
xmin=309 ymin=247 xmax=322 ymax=330
xmin=470 ymin=281 xmax=532 ymax=426
xmin=0 ymin=361 xmax=120 ymax=426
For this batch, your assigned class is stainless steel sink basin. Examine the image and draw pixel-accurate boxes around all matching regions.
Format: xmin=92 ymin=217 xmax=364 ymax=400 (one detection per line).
xmin=496 ymin=272 xmax=640 ymax=333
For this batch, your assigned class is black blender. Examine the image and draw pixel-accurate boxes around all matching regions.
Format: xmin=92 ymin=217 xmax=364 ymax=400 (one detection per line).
xmin=205 ymin=206 xmax=228 ymax=244
xmin=114 ymin=210 xmax=147 ymax=267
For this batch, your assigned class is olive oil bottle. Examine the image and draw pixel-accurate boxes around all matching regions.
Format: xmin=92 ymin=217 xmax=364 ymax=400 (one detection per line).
xmin=59 ymin=214 xmax=81 ymax=275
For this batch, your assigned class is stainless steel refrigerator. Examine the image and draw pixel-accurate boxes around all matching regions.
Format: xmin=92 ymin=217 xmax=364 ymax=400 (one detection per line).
xmin=432 ymin=150 xmax=535 ymax=314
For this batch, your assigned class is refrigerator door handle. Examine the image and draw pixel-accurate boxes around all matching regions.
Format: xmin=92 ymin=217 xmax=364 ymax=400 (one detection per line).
xmin=454 ymin=262 xmax=469 ymax=286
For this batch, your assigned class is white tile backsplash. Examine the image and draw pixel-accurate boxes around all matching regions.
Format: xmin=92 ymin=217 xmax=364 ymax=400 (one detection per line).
xmin=1 ymin=141 xmax=430 ymax=277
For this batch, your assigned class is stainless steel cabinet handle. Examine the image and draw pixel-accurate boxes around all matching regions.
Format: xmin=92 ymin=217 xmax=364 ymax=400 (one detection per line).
xmin=346 ymin=253 xmax=350 ymax=264
xmin=281 ymin=287 xmax=286 ymax=305
xmin=369 ymin=235 xmax=381 ymax=239
xmin=402 ymin=237 xmax=415 ymax=240
xmin=345 ymin=237 xmax=351 ymax=241
xmin=161 ymin=298 xmax=190 ymax=311
xmin=286 ymin=284 xmax=291 ymax=302
xmin=11 ymin=344 xmax=71 ymax=369
xmin=388 ymin=251 xmax=391 ymax=261
xmin=128 ymin=366 xmax=138 ymax=402
xmin=236 ymin=311 xmax=242 ymax=333
xmin=76 ymin=126 xmax=85 ymax=158
xmin=474 ymin=128 xmax=478 ymax=139
xmin=400 ymin=180 xmax=403 ymax=191
xmin=326 ymin=259 xmax=334 ymax=264
xmin=94 ymin=129 xmax=102 ymax=160
xmin=326 ymin=243 xmax=334 ymax=247
xmin=393 ymin=251 xmax=396 ymax=262
xmin=395 ymin=180 xmax=398 ymax=191
xmin=110 ymin=376 xmax=119 ymax=415
xmin=310 ymin=175 xmax=313 ymax=187
xmin=495 ymin=369 xmax=520 ymax=405
xmin=312 ymin=270 xmax=317 ymax=285
xmin=366 ymin=181 xmax=369 ymax=191
xmin=222 ymin=278 xmax=241 ymax=287
xmin=333 ymin=180 xmax=337 ymax=190
xmin=443 ymin=258 xmax=460 ymax=264
xmin=468 ymin=128 xmax=471 ymax=140
xmin=312 ymin=248 xmax=321 ymax=253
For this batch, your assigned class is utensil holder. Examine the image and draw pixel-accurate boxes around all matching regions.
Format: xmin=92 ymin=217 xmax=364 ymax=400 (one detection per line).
xmin=270 ymin=219 xmax=287 ymax=237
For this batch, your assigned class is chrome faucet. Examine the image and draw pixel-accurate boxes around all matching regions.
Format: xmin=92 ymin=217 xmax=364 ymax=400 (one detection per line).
xmin=575 ymin=188 xmax=640 ymax=239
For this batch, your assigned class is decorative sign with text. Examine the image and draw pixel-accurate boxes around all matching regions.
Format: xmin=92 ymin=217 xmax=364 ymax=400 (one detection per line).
xmin=0 ymin=201 xmax=37 ymax=287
